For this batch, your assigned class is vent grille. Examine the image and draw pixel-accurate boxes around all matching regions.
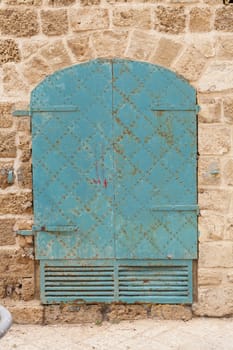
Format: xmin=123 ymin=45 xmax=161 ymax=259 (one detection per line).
xmin=118 ymin=265 xmax=190 ymax=301
xmin=44 ymin=265 xmax=114 ymax=301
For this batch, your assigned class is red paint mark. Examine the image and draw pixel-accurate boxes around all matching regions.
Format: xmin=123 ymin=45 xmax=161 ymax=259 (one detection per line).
xmin=103 ymin=178 xmax=108 ymax=188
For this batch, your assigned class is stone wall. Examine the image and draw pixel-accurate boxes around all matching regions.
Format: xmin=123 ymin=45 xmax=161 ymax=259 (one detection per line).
xmin=0 ymin=0 xmax=233 ymax=319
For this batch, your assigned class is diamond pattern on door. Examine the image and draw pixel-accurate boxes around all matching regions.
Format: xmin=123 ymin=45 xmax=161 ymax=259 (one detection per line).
xmin=31 ymin=59 xmax=198 ymax=303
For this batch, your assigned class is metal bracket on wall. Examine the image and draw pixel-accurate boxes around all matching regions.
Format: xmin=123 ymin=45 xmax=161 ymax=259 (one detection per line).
xmin=16 ymin=230 xmax=34 ymax=236
xmin=13 ymin=110 xmax=31 ymax=117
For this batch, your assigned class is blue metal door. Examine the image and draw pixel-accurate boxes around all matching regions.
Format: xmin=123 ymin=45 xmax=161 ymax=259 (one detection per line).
xmin=30 ymin=59 xmax=198 ymax=304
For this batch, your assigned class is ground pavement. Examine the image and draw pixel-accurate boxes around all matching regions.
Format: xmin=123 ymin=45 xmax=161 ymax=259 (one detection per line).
xmin=1 ymin=318 xmax=233 ymax=350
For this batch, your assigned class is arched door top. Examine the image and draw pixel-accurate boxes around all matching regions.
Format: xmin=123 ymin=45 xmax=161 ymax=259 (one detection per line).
xmin=31 ymin=59 xmax=197 ymax=111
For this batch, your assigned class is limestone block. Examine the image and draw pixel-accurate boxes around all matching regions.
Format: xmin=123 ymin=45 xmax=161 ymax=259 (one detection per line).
xmin=40 ymin=41 xmax=71 ymax=71
xmin=174 ymin=46 xmax=206 ymax=81
xmin=227 ymin=270 xmax=233 ymax=283
xmin=0 ymin=192 xmax=32 ymax=215
xmin=0 ymin=219 xmax=16 ymax=246
xmin=223 ymin=159 xmax=233 ymax=186
xmin=0 ymin=40 xmax=20 ymax=65
xmin=223 ymin=97 xmax=233 ymax=123
xmin=44 ymin=304 xmax=102 ymax=324
xmin=126 ymin=31 xmax=156 ymax=60
xmin=215 ymin=6 xmax=233 ymax=32
xmin=113 ymin=8 xmax=151 ymax=29
xmin=48 ymin=0 xmax=75 ymax=4
xmin=0 ymin=103 xmax=14 ymax=128
xmin=70 ymin=9 xmax=109 ymax=31
xmin=16 ymin=219 xmax=33 ymax=231
xmin=18 ymin=134 xmax=31 ymax=163
xmin=16 ymin=117 xmax=31 ymax=132
xmin=22 ymin=56 xmax=51 ymax=86
xmin=155 ymin=6 xmax=185 ymax=34
xmin=0 ymin=132 xmax=16 ymax=158
xmin=92 ymin=31 xmax=128 ymax=57
xmin=22 ymin=277 xmax=34 ymax=301
xmin=198 ymin=62 xmax=233 ymax=92
xmin=80 ymin=0 xmax=100 ymax=4
xmin=21 ymin=40 xmax=48 ymax=60
xmin=151 ymin=305 xmax=192 ymax=321
xmin=0 ymin=247 xmax=34 ymax=275
xmin=5 ymin=0 xmax=42 ymax=4
xmin=198 ymin=157 xmax=221 ymax=186
xmin=106 ymin=304 xmax=147 ymax=321
xmin=189 ymin=7 xmax=212 ymax=32
xmin=0 ymin=162 xmax=15 ymax=189
xmin=198 ymin=189 xmax=231 ymax=212
xmin=197 ymin=98 xmax=221 ymax=123
xmin=3 ymin=64 xmax=29 ymax=97
xmin=0 ymin=9 xmax=39 ymax=37
xmin=67 ymin=34 xmax=93 ymax=61
xmin=5 ymin=300 xmax=43 ymax=324
xmin=225 ymin=218 xmax=233 ymax=240
xmin=198 ymin=211 xmax=225 ymax=242
xmin=41 ymin=9 xmax=68 ymax=36
xmin=191 ymin=38 xmax=216 ymax=58
xmin=151 ymin=38 xmax=182 ymax=67
xmin=199 ymin=241 xmax=233 ymax=268
xmin=198 ymin=125 xmax=231 ymax=155
xmin=17 ymin=162 xmax=32 ymax=189
xmin=193 ymin=286 xmax=233 ymax=317
xmin=198 ymin=269 xmax=222 ymax=286
xmin=217 ymin=36 xmax=233 ymax=60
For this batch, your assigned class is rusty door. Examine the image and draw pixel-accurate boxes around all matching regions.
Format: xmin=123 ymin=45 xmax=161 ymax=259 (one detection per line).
xmin=29 ymin=59 xmax=198 ymax=304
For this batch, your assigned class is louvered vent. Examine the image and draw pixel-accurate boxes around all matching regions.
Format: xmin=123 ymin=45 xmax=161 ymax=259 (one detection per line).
xmin=118 ymin=265 xmax=190 ymax=302
xmin=44 ymin=265 xmax=114 ymax=302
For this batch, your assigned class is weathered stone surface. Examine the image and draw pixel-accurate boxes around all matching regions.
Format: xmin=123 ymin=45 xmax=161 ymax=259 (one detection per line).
xmin=192 ymin=38 xmax=216 ymax=58
xmin=198 ymin=98 xmax=221 ymax=123
xmin=48 ymin=0 xmax=75 ymax=4
xmin=223 ymin=97 xmax=233 ymax=123
xmin=0 ymin=192 xmax=32 ymax=214
xmin=193 ymin=286 xmax=233 ymax=317
xmin=16 ymin=219 xmax=33 ymax=231
xmin=198 ymin=62 xmax=233 ymax=92
xmin=215 ymin=6 xmax=233 ymax=32
xmin=0 ymin=9 xmax=39 ymax=37
xmin=44 ymin=304 xmax=103 ymax=324
xmin=0 ymin=219 xmax=16 ymax=246
xmin=225 ymin=218 xmax=233 ymax=241
xmin=199 ymin=211 xmax=225 ymax=242
xmin=41 ymin=9 xmax=68 ymax=36
xmin=21 ymin=40 xmax=47 ymax=60
xmin=80 ymin=0 xmax=100 ymax=4
xmin=17 ymin=163 xmax=32 ymax=189
xmin=67 ymin=34 xmax=92 ymax=61
xmin=174 ymin=46 xmax=206 ymax=81
xmin=0 ymin=103 xmax=14 ymax=128
xmin=22 ymin=56 xmax=51 ymax=85
xmin=4 ymin=300 xmax=43 ymax=324
xmin=92 ymin=31 xmax=128 ymax=57
xmin=18 ymin=134 xmax=31 ymax=163
xmin=0 ymin=40 xmax=20 ymax=65
xmin=198 ymin=157 xmax=221 ymax=186
xmin=126 ymin=31 xmax=156 ymax=60
xmin=217 ymin=36 xmax=233 ymax=60
xmin=0 ymin=247 xmax=34 ymax=275
xmin=40 ymin=41 xmax=71 ymax=71
xmin=16 ymin=117 xmax=31 ymax=132
xmin=113 ymin=8 xmax=151 ymax=29
xmin=198 ymin=269 xmax=222 ymax=286
xmin=3 ymin=64 xmax=29 ymax=97
xmin=189 ymin=7 xmax=212 ymax=32
xmin=151 ymin=305 xmax=192 ymax=321
xmin=0 ymin=132 xmax=16 ymax=158
xmin=0 ymin=162 xmax=15 ymax=189
xmin=155 ymin=6 xmax=185 ymax=34
xmin=70 ymin=9 xmax=109 ymax=31
xmin=5 ymin=0 xmax=42 ymax=4
xmin=223 ymin=160 xmax=233 ymax=186
xmin=198 ymin=125 xmax=231 ymax=155
xmin=106 ymin=304 xmax=148 ymax=321
xmin=199 ymin=190 xmax=231 ymax=212
xmin=227 ymin=270 xmax=233 ymax=283
xmin=151 ymin=38 xmax=182 ymax=67
xmin=199 ymin=242 xmax=233 ymax=268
